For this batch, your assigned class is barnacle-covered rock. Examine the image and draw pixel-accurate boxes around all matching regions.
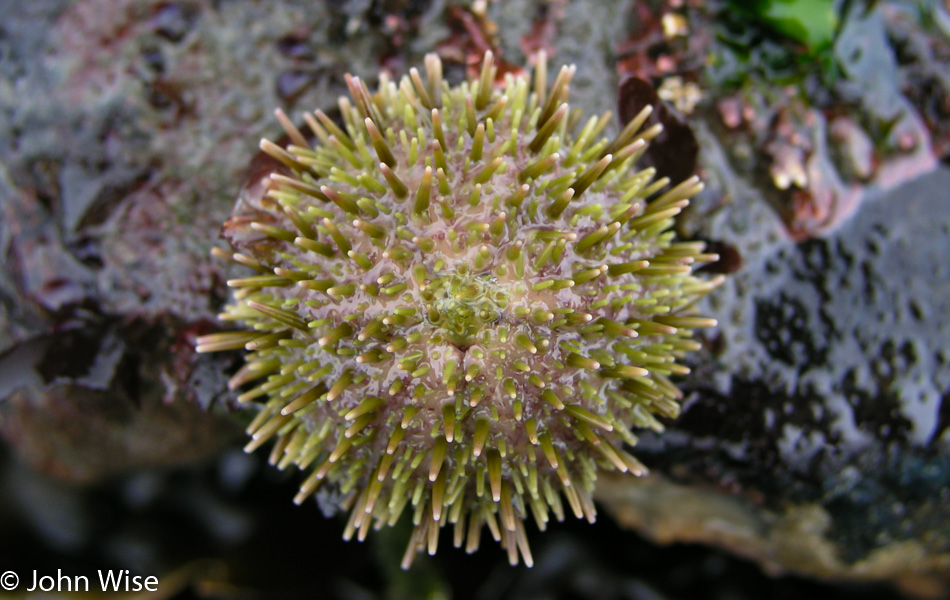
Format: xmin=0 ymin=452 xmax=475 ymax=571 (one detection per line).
xmin=197 ymin=52 xmax=721 ymax=566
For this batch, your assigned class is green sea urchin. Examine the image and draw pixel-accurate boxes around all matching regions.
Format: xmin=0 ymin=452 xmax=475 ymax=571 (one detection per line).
xmin=196 ymin=51 xmax=723 ymax=567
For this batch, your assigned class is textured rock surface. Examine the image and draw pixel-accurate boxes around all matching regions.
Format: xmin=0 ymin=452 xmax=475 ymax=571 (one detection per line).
xmin=598 ymin=166 xmax=950 ymax=596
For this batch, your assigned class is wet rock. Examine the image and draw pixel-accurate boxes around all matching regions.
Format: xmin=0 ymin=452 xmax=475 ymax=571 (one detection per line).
xmin=276 ymin=69 xmax=317 ymax=103
xmin=686 ymin=1 xmax=944 ymax=239
xmin=0 ymin=317 xmax=241 ymax=482
xmin=1 ymin=383 xmax=240 ymax=483
xmin=151 ymin=2 xmax=200 ymax=42
xmin=0 ymin=0 xmax=369 ymax=479
xmin=618 ymin=76 xmax=699 ymax=185
xmin=599 ymin=166 xmax=950 ymax=596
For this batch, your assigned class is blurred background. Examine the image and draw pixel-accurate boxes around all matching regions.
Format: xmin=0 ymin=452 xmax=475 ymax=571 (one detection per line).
xmin=0 ymin=0 xmax=948 ymax=598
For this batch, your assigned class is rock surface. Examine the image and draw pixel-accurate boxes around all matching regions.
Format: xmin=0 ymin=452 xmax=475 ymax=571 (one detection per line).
xmin=598 ymin=166 xmax=950 ymax=597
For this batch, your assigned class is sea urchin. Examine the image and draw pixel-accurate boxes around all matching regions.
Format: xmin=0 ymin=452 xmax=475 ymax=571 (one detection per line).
xmin=196 ymin=51 xmax=723 ymax=567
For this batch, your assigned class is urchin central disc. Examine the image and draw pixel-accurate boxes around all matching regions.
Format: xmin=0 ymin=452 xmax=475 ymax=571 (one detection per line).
xmin=423 ymin=272 xmax=504 ymax=350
